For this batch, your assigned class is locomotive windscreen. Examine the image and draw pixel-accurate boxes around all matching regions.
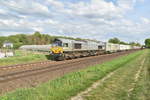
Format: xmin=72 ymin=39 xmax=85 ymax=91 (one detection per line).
xmin=52 ymin=40 xmax=62 ymax=47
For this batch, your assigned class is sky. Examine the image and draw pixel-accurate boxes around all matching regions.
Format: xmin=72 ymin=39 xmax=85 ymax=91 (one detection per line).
xmin=0 ymin=0 xmax=150 ymax=44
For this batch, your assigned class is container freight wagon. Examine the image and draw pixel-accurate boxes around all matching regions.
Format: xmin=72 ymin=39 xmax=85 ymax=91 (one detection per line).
xmin=126 ymin=45 xmax=132 ymax=50
xmin=119 ymin=45 xmax=132 ymax=51
xmin=105 ymin=43 xmax=120 ymax=53
xmin=119 ymin=45 xmax=127 ymax=51
xmin=132 ymin=46 xmax=141 ymax=49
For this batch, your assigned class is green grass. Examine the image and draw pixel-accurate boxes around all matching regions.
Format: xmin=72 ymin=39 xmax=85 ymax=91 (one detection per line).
xmin=0 ymin=50 xmax=48 ymax=66
xmin=84 ymin=50 xmax=148 ymax=100
xmin=129 ymin=50 xmax=150 ymax=100
xmin=0 ymin=50 xmax=144 ymax=100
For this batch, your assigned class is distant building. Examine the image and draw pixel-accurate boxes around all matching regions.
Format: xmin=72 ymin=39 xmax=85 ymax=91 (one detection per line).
xmin=0 ymin=42 xmax=14 ymax=58
xmin=3 ymin=42 xmax=13 ymax=48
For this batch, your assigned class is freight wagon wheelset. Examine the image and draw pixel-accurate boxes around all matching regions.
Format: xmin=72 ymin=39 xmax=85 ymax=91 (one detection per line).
xmin=50 ymin=38 xmax=141 ymax=61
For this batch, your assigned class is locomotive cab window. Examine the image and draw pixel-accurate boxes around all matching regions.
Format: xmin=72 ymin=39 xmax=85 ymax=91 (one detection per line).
xmin=63 ymin=43 xmax=68 ymax=47
xmin=74 ymin=43 xmax=82 ymax=49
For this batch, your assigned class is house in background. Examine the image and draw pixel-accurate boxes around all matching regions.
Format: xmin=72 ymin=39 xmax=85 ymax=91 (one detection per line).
xmin=3 ymin=42 xmax=13 ymax=48
xmin=0 ymin=42 xmax=14 ymax=58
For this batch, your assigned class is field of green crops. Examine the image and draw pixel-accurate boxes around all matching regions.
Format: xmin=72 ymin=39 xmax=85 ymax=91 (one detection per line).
xmin=0 ymin=50 xmax=48 ymax=66
xmin=0 ymin=50 xmax=147 ymax=100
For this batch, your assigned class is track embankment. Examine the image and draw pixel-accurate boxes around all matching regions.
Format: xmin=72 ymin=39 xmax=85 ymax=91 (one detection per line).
xmin=0 ymin=50 xmax=138 ymax=95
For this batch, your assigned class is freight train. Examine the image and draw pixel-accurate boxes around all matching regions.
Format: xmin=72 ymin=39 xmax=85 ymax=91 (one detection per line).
xmin=50 ymin=38 xmax=141 ymax=60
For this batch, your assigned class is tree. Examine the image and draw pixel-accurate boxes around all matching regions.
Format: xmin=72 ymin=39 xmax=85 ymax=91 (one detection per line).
xmin=108 ymin=38 xmax=120 ymax=44
xmin=136 ymin=43 xmax=141 ymax=46
xmin=0 ymin=36 xmax=7 ymax=47
xmin=129 ymin=42 xmax=141 ymax=46
xmin=120 ymin=41 xmax=128 ymax=45
xmin=17 ymin=34 xmax=28 ymax=44
xmin=145 ymin=38 xmax=150 ymax=48
xmin=33 ymin=31 xmax=42 ymax=45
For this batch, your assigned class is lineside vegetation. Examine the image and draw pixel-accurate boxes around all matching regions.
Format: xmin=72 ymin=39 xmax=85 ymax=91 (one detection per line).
xmin=84 ymin=50 xmax=149 ymax=100
xmin=0 ymin=50 xmax=144 ymax=100
xmin=129 ymin=50 xmax=150 ymax=100
xmin=0 ymin=50 xmax=48 ymax=66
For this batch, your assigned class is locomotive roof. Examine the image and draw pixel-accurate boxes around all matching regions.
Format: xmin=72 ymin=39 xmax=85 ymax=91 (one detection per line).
xmin=54 ymin=38 xmax=88 ymax=44
xmin=54 ymin=38 xmax=75 ymax=43
xmin=55 ymin=38 xmax=105 ymax=45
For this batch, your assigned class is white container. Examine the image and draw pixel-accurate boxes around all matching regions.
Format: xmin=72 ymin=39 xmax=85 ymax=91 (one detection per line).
xmin=106 ymin=43 xmax=120 ymax=52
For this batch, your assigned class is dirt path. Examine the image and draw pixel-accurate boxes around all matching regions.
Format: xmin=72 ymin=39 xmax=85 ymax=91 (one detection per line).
xmin=71 ymin=50 xmax=148 ymax=100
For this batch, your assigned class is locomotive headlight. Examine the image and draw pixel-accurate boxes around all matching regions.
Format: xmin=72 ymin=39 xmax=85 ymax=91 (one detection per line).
xmin=49 ymin=50 xmax=52 ymax=54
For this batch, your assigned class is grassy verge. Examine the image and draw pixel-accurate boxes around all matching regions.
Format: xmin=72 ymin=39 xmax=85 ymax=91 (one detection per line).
xmin=84 ymin=50 xmax=148 ymax=100
xmin=0 ymin=50 xmax=48 ymax=66
xmin=0 ymin=50 xmax=144 ymax=100
xmin=129 ymin=50 xmax=150 ymax=100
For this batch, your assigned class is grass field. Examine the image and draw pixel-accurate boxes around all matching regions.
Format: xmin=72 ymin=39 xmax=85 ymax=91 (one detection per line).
xmin=129 ymin=50 xmax=150 ymax=100
xmin=0 ymin=50 xmax=48 ymax=66
xmin=0 ymin=50 xmax=145 ymax=100
xmin=82 ymin=49 xmax=149 ymax=100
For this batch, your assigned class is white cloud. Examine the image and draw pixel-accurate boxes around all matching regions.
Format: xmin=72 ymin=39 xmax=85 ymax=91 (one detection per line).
xmin=0 ymin=19 xmax=34 ymax=33
xmin=0 ymin=0 xmax=149 ymax=44
xmin=117 ymin=0 xmax=145 ymax=10
xmin=0 ymin=0 xmax=51 ymax=17
xmin=141 ymin=17 xmax=150 ymax=24
xmin=117 ymin=0 xmax=136 ymax=10
xmin=59 ymin=0 xmax=124 ymax=20
xmin=0 ymin=9 xmax=6 ymax=14
xmin=46 ymin=0 xmax=64 ymax=8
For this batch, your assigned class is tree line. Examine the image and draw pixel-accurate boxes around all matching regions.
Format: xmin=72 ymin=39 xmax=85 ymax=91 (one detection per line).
xmin=108 ymin=37 xmax=141 ymax=46
xmin=0 ymin=32 xmax=84 ymax=49
xmin=145 ymin=38 xmax=150 ymax=48
xmin=0 ymin=32 xmax=53 ymax=49
xmin=0 ymin=32 xmax=144 ymax=49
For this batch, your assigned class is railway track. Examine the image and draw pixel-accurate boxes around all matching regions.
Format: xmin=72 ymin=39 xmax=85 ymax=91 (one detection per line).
xmin=0 ymin=61 xmax=52 ymax=70
xmin=0 ymin=50 xmax=137 ymax=83
xmin=0 ymin=52 xmax=113 ymax=72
